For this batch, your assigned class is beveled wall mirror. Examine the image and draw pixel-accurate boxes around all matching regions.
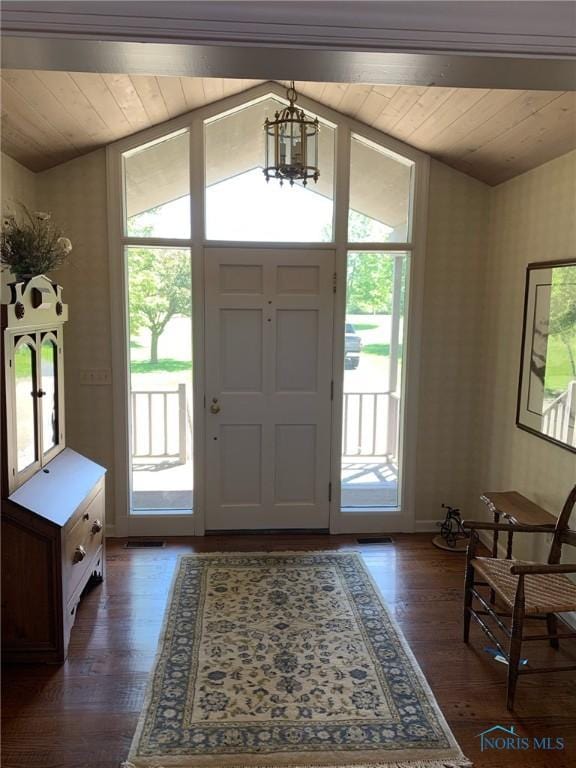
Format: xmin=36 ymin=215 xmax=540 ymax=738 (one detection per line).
xmin=517 ymin=259 xmax=576 ymax=452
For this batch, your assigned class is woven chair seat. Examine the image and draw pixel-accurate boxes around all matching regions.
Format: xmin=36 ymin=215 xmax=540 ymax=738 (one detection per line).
xmin=472 ymin=557 xmax=576 ymax=615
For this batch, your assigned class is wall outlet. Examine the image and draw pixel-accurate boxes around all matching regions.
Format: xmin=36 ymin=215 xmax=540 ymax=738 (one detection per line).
xmin=80 ymin=368 xmax=111 ymax=386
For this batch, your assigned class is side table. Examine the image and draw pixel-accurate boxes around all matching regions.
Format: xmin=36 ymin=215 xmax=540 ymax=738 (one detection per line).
xmin=480 ymin=491 xmax=557 ymax=561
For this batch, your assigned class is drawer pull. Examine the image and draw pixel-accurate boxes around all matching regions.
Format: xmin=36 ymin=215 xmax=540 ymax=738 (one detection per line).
xmin=73 ymin=545 xmax=87 ymax=564
xmin=91 ymin=519 xmax=103 ymax=534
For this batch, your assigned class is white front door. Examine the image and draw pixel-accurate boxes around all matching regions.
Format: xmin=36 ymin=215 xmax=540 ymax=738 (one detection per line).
xmin=204 ymin=248 xmax=335 ymax=530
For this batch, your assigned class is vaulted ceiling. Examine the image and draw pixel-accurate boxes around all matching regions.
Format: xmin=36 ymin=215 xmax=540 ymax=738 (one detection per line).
xmin=1 ymin=70 xmax=575 ymax=186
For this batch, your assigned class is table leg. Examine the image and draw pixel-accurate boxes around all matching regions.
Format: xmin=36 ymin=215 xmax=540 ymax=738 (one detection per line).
xmin=506 ymin=528 xmax=514 ymax=559
xmin=491 ymin=511 xmax=500 ymax=604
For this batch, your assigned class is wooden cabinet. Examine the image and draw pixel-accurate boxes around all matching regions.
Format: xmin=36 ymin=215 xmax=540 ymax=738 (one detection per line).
xmin=1 ymin=277 xmax=106 ymax=663
xmin=2 ymin=449 xmax=106 ymax=662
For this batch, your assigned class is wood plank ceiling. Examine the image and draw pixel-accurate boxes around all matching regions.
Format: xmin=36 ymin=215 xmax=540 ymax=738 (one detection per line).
xmin=1 ymin=70 xmax=575 ymax=186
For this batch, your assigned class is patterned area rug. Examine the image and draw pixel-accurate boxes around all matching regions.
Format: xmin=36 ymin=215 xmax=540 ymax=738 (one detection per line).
xmin=124 ymin=552 xmax=471 ymax=768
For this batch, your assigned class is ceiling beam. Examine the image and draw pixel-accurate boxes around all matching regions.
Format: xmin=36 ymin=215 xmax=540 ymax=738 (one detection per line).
xmin=2 ymin=38 xmax=575 ymax=92
xmin=2 ymin=2 xmax=575 ymax=57
xmin=1 ymin=2 xmax=575 ymax=91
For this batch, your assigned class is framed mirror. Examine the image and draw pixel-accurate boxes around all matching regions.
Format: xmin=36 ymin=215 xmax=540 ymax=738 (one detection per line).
xmin=517 ymin=259 xmax=576 ymax=452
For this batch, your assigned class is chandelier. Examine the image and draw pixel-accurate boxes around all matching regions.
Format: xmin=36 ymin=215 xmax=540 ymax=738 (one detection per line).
xmin=263 ymin=82 xmax=320 ymax=186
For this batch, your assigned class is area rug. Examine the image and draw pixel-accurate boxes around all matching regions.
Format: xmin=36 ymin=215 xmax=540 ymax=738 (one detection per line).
xmin=124 ymin=552 xmax=471 ymax=768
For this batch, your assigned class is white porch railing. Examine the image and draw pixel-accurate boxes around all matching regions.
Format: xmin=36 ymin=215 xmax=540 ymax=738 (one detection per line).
xmin=543 ymin=380 xmax=576 ymax=447
xmin=131 ymin=384 xmax=188 ymax=462
xmin=342 ymin=391 xmax=399 ymax=459
xmin=132 ymin=386 xmax=400 ymax=465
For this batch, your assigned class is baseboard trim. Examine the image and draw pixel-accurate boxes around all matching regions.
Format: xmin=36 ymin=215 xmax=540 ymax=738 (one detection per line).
xmin=414 ymin=519 xmax=441 ymax=533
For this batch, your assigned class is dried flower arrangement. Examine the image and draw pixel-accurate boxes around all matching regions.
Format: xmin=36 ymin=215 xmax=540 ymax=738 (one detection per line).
xmin=0 ymin=204 xmax=73 ymax=282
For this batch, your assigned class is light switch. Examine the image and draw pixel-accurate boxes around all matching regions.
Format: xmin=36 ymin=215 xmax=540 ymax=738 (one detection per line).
xmin=79 ymin=369 xmax=111 ymax=386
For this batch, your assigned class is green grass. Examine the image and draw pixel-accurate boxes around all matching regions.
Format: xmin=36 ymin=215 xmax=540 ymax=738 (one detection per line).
xmin=544 ymin=335 xmax=576 ymax=394
xmin=15 ymin=341 xmax=56 ymax=380
xmin=363 ymin=343 xmax=403 ymax=357
xmin=130 ymin=359 xmax=192 ymax=374
xmin=352 ymin=323 xmax=378 ymax=331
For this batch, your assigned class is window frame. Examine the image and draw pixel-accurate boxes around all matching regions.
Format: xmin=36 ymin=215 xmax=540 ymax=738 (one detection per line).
xmin=107 ymin=81 xmax=430 ymax=536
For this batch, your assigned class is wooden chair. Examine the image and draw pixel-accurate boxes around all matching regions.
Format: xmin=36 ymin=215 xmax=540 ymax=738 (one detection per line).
xmin=463 ymin=484 xmax=576 ymax=710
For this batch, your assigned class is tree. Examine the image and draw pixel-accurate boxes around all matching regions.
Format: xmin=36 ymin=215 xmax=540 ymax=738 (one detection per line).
xmin=127 ymin=246 xmax=191 ymax=363
xmin=346 ymin=252 xmax=394 ymax=314
xmin=344 ymin=210 xmax=394 ymax=314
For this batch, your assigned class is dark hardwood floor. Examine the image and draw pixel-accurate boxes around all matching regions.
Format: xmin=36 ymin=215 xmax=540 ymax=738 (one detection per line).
xmin=2 ymin=534 xmax=575 ymax=767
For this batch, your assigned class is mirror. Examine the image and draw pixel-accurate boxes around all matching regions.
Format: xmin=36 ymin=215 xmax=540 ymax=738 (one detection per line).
xmin=517 ymin=260 xmax=576 ymax=452
xmin=14 ymin=339 xmax=38 ymax=471
xmin=40 ymin=336 xmax=58 ymax=454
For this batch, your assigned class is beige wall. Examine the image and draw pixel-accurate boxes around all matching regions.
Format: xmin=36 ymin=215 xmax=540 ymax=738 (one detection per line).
xmin=1 ymin=152 xmax=38 ymax=290
xmin=415 ymin=160 xmax=490 ymax=523
xmin=1 ymin=152 xmax=36 ymax=212
xmin=480 ymin=151 xmax=576 ymax=557
xmin=414 ymin=153 xmax=576 ymax=531
xmin=1 ymin=145 xmax=574 ymax=532
xmin=35 ymin=150 xmax=116 ymax=506
xmin=1 ymin=150 xmax=116 ymax=514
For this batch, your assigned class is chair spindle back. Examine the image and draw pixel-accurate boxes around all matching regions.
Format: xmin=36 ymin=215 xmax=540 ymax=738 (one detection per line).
xmin=548 ymin=484 xmax=576 ymax=564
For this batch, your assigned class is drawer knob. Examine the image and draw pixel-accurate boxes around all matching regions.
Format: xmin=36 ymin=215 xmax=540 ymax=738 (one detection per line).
xmin=91 ymin=519 xmax=103 ymax=534
xmin=73 ymin=545 xmax=87 ymax=564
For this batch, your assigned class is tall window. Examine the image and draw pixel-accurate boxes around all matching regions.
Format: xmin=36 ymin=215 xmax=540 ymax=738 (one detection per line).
xmin=205 ymin=98 xmax=335 ymax=241
xmin=122 ymin=132 xmax=193 ymax=515
xmin=342 ymin=135 xmax=414 ymax=511
xmin=341 ymin=253 xmax=407 ymax=509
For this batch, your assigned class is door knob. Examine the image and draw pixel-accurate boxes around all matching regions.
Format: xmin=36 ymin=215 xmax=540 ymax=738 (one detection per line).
xmin=73 ymin=545 xmax=87 ymax=564
xmin=91 ymin=519 xmax=103 ymax=534
xmin=210 ymin=398 xmax=221 ymax=414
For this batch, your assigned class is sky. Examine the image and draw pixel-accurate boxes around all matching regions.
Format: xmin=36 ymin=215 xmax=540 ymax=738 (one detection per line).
xmin=127 ymin=168 xmax=391 ymax=242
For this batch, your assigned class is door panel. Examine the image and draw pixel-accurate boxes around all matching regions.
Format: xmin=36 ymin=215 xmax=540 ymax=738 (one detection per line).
xmin=220 ymin=424 xmax=262 ymax=505
xmin=274 ymin=424 xmax=317 ymax=504
xmin=205 ymin=248 xmax=334 ymax=530
xmin=276 ymin=265 xmax=320 ymax=294
xmin=219 ymin=264 xmax=263 ymax=294
xmin=220 ymin=309 xmax=263 ymax=392
xmin=275 ymin=310 xmax=318 ymax=392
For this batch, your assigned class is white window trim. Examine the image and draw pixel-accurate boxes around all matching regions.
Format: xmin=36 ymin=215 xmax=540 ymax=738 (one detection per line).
xmin=106 ymin=80 xmax=430 ymax=536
